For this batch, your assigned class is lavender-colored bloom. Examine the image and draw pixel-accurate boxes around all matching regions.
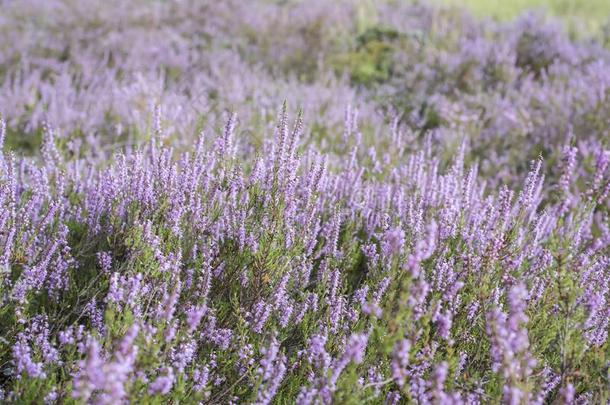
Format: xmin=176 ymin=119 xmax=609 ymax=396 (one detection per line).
xmin=385 ymin=391 xmax=402 ymax=405
xmin=250 ymin=300 xmax=272 ymax=334
xmin=44 ymin=389 xmax=57 ymax=404
xmin=433 ymin=308 xmax=453 ymax=343
xmin=487 ymin=283 xmax=536 ymax=404
xmin=12 ymin=337 xmax=46 ymax=379
xmin=171 ymin=339 xmax=196 ymax=373
xmin=236 ymin=343 xmax=255 ymax=375
xmin=406 ymin=220 xmax=437 ymax=278
xmin=431 ymin=361 xmax=449 ymax=401
xmin=329 ymin=333 xmax=368 ymax=389
xmin=558 ymin=145 xmax=578 ymax=196
xmin=381 ymin=226 xmax=405 ymax=258
xmin=148 ymin=367 xmax=175 ymax=396
xmin=0 ymin=118 xmax=5 ymax=150
xmin=72 ymin=338 xmax=106 ymax=402
xmin=106 ymin=273 xmax=124 ymax=305
xmin=73 ymin=325 xmax=139 ymax=404
xmin=255 ymin=336 xmax=287 ymax=405
xmin=11 ymin=316 xmax=59 ymax=380
xmin=96 ymin=251 xmax=113 ymax=273
xmin=192 ymin=366 xmax=211 ymax=394
xmin=560 ymin=383 xmax=575 ymax=404
xmin=185 ymin=305 xmax=207 ymax=332
xmin=532 ymin=366 xmax=560 ymax=404
xmin=391 ymin=339 xmax=411 ymax=387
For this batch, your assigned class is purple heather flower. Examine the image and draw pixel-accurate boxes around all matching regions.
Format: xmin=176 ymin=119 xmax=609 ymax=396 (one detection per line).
xmin=385 ymin=391 xmax=402 ymax=405
xmin=192 ymin=366 xmax=211 ymax=393
xmin=171 ymin=339 xmax=197 ymax=373
xmin=406 ymin=220 xmax=437 ymax=278
xmin=12 ymin=337 xmax=46 ymax=379
xmin=96 ymin=251 xmax=113 ymax=273
xmin=73 ymin=325 xmax=139 ymax=404
xmin=381 ymin=226 xmax=405 ymax=258
xmin=255 ymin=336 xmax=287 ymax=405
xmin=149 ymin=367 xmax=175 ymax=396
xmin=487 ymin=283 xmax=536 ymax=404
xmin=185 ymin=305 xmax=207 ymax=332
xmin=0 ymin=118 xmax=5 ymax=150
xmin=250 ymin=300 xmax=272 ymax=334
xmin=559 ymin=383 xmax=575 ymax=404
xmin=391 ymin=339 xmax=411 ymax=387
xmin=329 ymin=333 xmax=368 ymax=390
xmin=431 ymin=361 xmax=449 ymax=400
xmin=559 ymin=145 xmax=577 ymax=195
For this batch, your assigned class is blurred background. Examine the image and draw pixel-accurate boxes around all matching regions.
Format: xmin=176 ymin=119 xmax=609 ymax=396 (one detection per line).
xmin=438 ymin=0 xmax=610 ymax=33
xmin=0 ymin=0 xmax=608 ymax=187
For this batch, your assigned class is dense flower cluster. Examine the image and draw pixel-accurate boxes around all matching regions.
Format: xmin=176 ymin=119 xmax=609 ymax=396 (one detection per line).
xmin=0 ymin=0 xmax=609 ymax=404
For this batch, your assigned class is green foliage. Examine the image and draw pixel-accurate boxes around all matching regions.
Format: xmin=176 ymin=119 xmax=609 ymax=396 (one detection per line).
xmin=3 ymin=127 xmax=43 ymax=155
xmin=437 ymin=0 xmax=610 ymax=34
xmin=331 ymin=26 xmax=405 ymax=87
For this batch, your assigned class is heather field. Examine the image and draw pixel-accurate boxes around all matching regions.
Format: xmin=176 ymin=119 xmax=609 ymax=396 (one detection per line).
xmin=0 ymin=0 xmax=609 ymax=404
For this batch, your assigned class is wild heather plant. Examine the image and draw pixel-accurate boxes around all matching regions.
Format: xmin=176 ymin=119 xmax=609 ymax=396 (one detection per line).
xmin=0 ymin=102 xmax=608 ymax=403
xmin=0 ymin=0 xmax=609 ymax=404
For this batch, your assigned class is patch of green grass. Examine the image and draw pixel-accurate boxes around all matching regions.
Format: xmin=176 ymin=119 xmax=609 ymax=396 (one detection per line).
xmin=436 ymin=0 xmax=610 ymax=34
xmin=4 ymin=127 xmax=43 ymax=155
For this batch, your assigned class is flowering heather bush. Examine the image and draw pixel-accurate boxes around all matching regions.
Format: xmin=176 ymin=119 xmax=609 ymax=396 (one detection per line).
xmin=0 ymin=1 xmax=609 ymax=404
xmin=1 ymin=105 xmax=608 ymax=403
